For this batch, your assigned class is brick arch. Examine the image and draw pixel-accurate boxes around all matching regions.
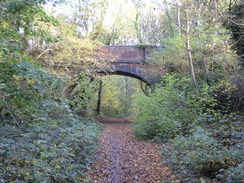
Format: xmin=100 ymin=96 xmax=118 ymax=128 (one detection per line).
xmin=73 ymin=45 xmax=164 ymax=86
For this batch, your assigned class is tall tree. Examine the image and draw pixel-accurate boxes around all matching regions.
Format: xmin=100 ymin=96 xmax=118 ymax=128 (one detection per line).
xmin=184 ymin=6 xmax=197 ymax=86
xmin=224 ymin=1 xmax=244 ymax=65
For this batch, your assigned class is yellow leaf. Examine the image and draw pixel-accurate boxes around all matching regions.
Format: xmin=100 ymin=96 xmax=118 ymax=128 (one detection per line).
xmin=200 ymin=177 xmax=206 ymax=183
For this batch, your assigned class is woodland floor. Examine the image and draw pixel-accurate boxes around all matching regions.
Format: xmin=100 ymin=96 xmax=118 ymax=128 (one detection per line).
xmin=87 ymin=116 xmax=180 ymax=183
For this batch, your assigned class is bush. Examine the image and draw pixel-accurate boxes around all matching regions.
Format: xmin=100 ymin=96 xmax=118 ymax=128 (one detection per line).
xmin=213 ymin=81 xmax=244 ymax=114
xmin=133 ymin=95 xmax=182 ymax=140
xmin=163 ymin=126 xmax=243 ymax=182
xmin=0 ymin=60 xmax=65 ymax=123
xmin=67 ymin=73 xmax=97 ymax=117
xmin=133 ymin=74 xmax=218 ymax=140
xmin=0 ymin=1 xmax=102 ymax=182
xmin=133 ymin=73 xmax=243 ymax=182
xmin=223 ymin=163 xmax=244 ymax=183
xmin=0 ymin=116 xmax=101 ymax=183
xmin=0 ymin=60 xmax=102 ymax=182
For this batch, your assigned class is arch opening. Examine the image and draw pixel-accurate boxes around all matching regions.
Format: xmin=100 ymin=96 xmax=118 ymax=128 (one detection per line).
xmin=96 ymin=75 xmax=146 ymax=118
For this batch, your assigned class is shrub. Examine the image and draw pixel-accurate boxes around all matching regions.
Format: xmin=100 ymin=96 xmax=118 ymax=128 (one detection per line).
xmin=0 ymin=112 xmax=101 ymax=183
xmin=0 ymin=60 xmax=65 ymax=123
xmin=0 ymin=1 xmax=102 ymax=182
xmin=0 ymin=60 xmax=102 ymax=182
xmin=67 ymin=73 xmax=97 ymax=117
xmin=213 ymin=81 xmax=244 ymax=114
xmin=163 ymin=126 xmax=243 ymax=181
xmin=133 ymin=74 xmax=219 ymax=140
xmin=223 ymin=163 xmax=244 ymax=183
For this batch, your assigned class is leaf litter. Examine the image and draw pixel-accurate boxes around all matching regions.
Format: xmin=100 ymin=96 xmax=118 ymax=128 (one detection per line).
xmin=87 ymin=117 xmax=180 ymax=183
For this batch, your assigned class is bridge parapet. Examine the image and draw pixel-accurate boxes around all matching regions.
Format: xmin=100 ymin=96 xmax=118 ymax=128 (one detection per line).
xmin=99 ymin=45 xmax=162 ymax=64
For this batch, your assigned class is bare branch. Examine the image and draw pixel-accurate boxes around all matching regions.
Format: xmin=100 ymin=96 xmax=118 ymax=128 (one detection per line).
xmin=36 ymin=48 xmax=56 ymax=59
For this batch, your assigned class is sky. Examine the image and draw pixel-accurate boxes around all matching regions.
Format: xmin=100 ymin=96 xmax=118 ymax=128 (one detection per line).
xmin=44 ymin=0 xmax=158 ymax=27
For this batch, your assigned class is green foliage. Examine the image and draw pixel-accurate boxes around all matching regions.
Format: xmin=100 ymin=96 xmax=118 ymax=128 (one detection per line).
xmin=67 ymin=73 xmax=98 ymax=116
xmin=162 ymin=126 xmax=243 ymax=182
xmin=152 ymin=37 xmax=187 ymax=71
xmin=133 ymin=93 xmax=181 ymax=140
xmin=133 ymin=73 xmax=243 ymax=181
xmin=42 ymin=19 xmax=102 ymax=69
xmin=133 ymin=74 xmax=219 ymax=140
xmin=0 ymin=114 xmax=101 ymax=182
xmin=224 ymin=2 xmax=244 ymax=63
xmin=170 ymin=127 xmax=228 ymax=176
xmin=0 ymin=0 xmax=59 ymax=48
xmin=0 ymin=55 xmax=102 ymax=182
xmin=223 ymin=163 xmax=244 ymax=183
xmin=0 ymin=60 xmax=64 ymax=123
xmin=101 ymin=75 xmax=142 ymax=117
xmin=151 ymin=29 xmax=238 ymax=82
xmin=0 ymin=1 xmax=102 ymax=182
xmin=0 ymin=60 xmax=102 ymax=182
xmin=213 ymin=81 xmax=244 ymax=114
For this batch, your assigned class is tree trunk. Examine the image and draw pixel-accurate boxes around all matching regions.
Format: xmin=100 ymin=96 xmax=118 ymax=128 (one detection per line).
xmin=177 ymin=0 xmax=181 ymax=35
xmin=96 ymin=80 xmax=103 ymax=115
xmin=185 ymin=10 xmax=197 ymax=87
xmin=135 ymin=12 xmax=143 ymax=44
xmin=164 ymin=0 xmax=175 ymax=37
xmin=200 ymin=40 xmax=210 ymax=83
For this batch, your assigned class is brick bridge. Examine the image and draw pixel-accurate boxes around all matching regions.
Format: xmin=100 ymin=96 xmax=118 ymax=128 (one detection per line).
xmin=74 ymin=45 xmax=164 ymax=86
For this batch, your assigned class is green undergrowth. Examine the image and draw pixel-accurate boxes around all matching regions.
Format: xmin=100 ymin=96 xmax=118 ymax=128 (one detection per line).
xmin=0 ymin=1 xmax=103 ymax=180
xmin=0 ymin=60 xmax=102 ymax=182
xmin=162 ymin=124 xmax=243 ymax=182
xmin=0 ymin=117 xmax=101 ymax=183
xmin=133 ymin=73 xmax=244 ymax=182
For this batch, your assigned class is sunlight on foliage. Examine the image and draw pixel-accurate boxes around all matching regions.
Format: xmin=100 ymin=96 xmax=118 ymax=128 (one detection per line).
xmin=101 ymin=75 xmax=142 ymax=117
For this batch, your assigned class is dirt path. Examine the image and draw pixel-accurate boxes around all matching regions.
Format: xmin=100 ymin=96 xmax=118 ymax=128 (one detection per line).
xmin=88 ymin=117 xmax=179 ymax=183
